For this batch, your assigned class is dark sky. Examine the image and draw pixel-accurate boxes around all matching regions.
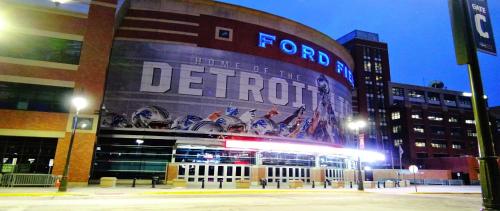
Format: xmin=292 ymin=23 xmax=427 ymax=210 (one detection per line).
xmin=219 ymin=0 xmax=500 ymax=107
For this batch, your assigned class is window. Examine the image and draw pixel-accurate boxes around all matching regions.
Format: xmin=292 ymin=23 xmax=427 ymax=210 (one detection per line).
xmin=431 ymin=126 xmax=445 ymax=135
xmin=427 ymin=92 xmax=440 ymax=102
xmin=449 ymin=117 xmax=458 ymax=123
xmin=458 ymin=96 xmax=472 ymax=106
xmin=413 ymin=125 xmax=425 ymax=133
xmin=408 ymin=90 xmax=424 ymax=99
xmin=394 ymin=139 xmax=403 ymax=146
xmin=364 ymin=61 xmax=372 ymax=72
xmin=467 ymin=129 xmax=477 ymax=137
xmin=416 ymin=153 xmax=428 ymax=158
xmin=411 ymin=114 xmax=422 ymax=119
xmin=431 ymin=142 xmax=447 ymax=149
xmin=215 ymin=27 xmax=233 ymax=41
xmin=415 ymin=142 xmax=426 ymax=147
xmin=391 ymin=112 xmax=400 ymax=120
xmin=450 ymin=128 xmax=462 ymax=136
xmin=428 ymin=113 xmax=443 ymax=121
xmin=452 ymin=143 xmax=463 ymax=149
xmin=444 ymin=94 xmax=457 ymax=105
xmin=392 ymin=87 xmax=404 ymax=97
xmin=465 ymin=119 xmax=476 ymax=125
xmin=392 ymin=125 xmax=402 ymax=133
xmin=0 ymin=82 xmax=73 ymax=113
xmin=0 ymin=31 xmax=82 ymax=64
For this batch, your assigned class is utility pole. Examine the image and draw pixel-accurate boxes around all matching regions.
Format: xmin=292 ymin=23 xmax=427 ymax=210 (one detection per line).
xmin=449 ymin=0 xmax=499 ymax=210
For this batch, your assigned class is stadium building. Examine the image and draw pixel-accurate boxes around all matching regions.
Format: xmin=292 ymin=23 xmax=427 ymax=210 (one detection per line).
xmin=0 ymin=0 xmax=385 ymax=186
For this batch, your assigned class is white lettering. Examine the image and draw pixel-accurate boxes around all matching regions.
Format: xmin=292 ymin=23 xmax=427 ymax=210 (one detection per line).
xmin=307 ymin=85 xmax=319 ymax=110
xmin=475 ymin=14 xmax=490 ymax=39
xmin=292 ymin=81 xmax=305 ymax=108
xmin=179 ymin=64 xmax=204 ymax=96
xmin=209 ymin=67 xmax=235 ymax=98
xmin=239 ymin=72 xmax=264 ymax=102
xmin=268 ymin=77 xmax=289 ymax=105
xmin=140 ymin=61 xmax=172 ymax=93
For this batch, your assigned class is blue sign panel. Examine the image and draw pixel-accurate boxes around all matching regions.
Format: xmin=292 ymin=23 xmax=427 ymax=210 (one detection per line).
xmin=467 ymin=0 xmax=496 ymax=55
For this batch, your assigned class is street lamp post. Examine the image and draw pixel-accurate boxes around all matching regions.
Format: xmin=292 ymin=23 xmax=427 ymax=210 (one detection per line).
xmin=59 ymin=96 xmax=88 ymax=192
xmin=409 ymin=165 xmax=419 ymax=193
xmin=348 ymin=119 xmax=367 ymax=191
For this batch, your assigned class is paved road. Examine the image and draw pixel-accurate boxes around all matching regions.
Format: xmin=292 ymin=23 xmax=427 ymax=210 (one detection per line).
xmin=0 ymin=189 xmax=482 ymax=211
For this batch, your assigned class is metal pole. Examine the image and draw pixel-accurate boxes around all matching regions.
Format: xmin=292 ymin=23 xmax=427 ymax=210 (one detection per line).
xmin=357 ymin=128 xmax=364 ymax=191
xmin=413 ymin=172 xmax=417 ymax=193
xmin=466 ymin=49 xmax=500 ymax=211
xmin=58 ymin=111 xmax=79 ymax=192
xmin=460 ymin=0 xmax=500 ymax=209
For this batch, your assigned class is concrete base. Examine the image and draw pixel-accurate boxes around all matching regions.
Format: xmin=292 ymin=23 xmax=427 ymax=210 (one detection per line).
xmin=99 ymin=177 xmax=117 ymax=188
xmin=116 ymin=179 xmax=153 ymax=185
xmin=331 ymin=181 xmax=344 ymax=188
xmin=68 ymin=182 xmax=89 ymax=187
xmin=363 ymin=181 xmax=375 ymax=189
xmin=288 ymin=180 xmax=304 ymax=189
xmin=385 ymin=180 xmax=395 ymax=188
xmin=172 ymin=179 xmax=187 ymax=188
xmin=235 ymin=180 xmax=251 ymax=189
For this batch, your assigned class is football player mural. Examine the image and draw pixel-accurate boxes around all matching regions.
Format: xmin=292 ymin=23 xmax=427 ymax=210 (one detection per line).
xmin=101 ymin=42 xmax=352 ymax=145
xmin=101 ymin=74 xmax=344 ymax=144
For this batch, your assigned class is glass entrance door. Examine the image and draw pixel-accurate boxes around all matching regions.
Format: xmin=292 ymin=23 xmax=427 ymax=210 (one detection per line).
xmin=177 ymin=163 xmax=251 ymax=184
xmin=265 ymin=166 xmax=310 ymax=183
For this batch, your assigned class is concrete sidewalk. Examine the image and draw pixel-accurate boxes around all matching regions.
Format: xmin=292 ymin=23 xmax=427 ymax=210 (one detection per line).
xmin=0 ymin=185 xmax=481 ymax=197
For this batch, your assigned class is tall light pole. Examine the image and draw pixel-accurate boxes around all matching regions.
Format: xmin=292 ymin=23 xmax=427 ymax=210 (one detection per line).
xmin=59 ymin=96 xmax=88 ymax=192
xmin=348 ymin=119 xmax=367 ymax=191
xmin=449 ymin=0 xmax=500 ymax=210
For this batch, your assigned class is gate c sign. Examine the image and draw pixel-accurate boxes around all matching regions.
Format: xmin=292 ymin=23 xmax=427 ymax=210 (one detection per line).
xmin=467 ymin=0 xmax=496 ymax=55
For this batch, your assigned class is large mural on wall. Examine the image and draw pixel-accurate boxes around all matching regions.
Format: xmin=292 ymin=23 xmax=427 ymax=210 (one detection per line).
xmin=101 ymin=41 xmax=352 ymax=145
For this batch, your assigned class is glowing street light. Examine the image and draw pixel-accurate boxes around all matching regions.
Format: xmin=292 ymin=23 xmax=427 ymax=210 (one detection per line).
xmin=59 ymin=96 xmax=88 ymax=192
xmin=347 ymin=119 xmax=367 ymax=191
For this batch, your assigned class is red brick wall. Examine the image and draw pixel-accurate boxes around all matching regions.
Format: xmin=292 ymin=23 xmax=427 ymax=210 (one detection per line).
xmin=0 ymin=110 xmax=68 ymax=131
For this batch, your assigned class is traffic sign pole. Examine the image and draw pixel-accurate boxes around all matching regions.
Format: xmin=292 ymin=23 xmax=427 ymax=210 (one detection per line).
xmin=449 ymin=0 xmax=500 ymax=210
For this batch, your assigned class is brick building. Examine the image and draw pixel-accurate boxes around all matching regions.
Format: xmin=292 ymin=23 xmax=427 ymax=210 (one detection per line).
xmin=388 ymin=82 xmax=482 ymax=182
xmin=338 ymin=30 xmax=392 ymax=166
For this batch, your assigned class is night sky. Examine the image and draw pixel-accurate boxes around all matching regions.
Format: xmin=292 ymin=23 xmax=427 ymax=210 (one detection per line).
xmin=219 ymin=0 xmax=500 ymax=107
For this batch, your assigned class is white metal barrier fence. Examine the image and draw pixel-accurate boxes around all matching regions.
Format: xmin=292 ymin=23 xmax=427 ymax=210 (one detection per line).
xmin=0 ymin=174 xmax=59 ymax=187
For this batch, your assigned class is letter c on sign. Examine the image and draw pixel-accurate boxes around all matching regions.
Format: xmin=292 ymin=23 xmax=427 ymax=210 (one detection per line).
xmin=475 ymin=14 xmax=490 ymax=39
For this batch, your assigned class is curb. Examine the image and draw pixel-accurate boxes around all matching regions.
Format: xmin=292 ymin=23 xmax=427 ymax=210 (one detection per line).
xmin=410 ymin=192 xmax=481 ymax=195
xmin=0 ymin=192 xmax=87 ymax=197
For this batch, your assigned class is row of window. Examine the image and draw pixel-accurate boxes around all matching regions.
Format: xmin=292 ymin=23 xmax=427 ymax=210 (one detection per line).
xmin=392 ymin=124 xmax=477 ymax=137
xmin=391 ymin=87 xmax=472 ymax=106
xmin=1 ymin=31 xmax=82 ymax=65
xmin=0 ymin=82 xmax=73 ymax=113
xmin=391 ymin=111 xmax=475 ymax=124
xmin=402 ymin=140 xmax=466 ymax=149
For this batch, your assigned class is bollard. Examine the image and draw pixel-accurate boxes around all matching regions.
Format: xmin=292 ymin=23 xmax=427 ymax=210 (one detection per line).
xmin=350 ymin=181 xmax=353 ymax=188
xmin=152 ymin=177 xmax=156 ymax=188
xmin=132 ymin=178 xmax=136 ymax=188
xmin=383 ymin=181 xmax=386 ymax=188
xmin=377 ymin=181 xmax=380 ymax=188
xmin=312 ymin=181 xmax=315 ymax=188
xmin=324 ymin=180 xmax=327 ymax=189
xmin=277 ymin=180 xmax=280 ymax=189
xmin=201 ymin=179 xmax=205 ymax=189
xmin=219 ymin=179 xmax=223 ymax=189
xmin=261 ymin=179 xmax=266 ymax=189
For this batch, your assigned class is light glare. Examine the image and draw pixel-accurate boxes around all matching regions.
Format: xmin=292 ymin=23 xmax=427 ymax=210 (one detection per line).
xmin=71 ymin=96 xmax=88 ymax=111
xmin=225 ymin=140 xmax=385 ymax=162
